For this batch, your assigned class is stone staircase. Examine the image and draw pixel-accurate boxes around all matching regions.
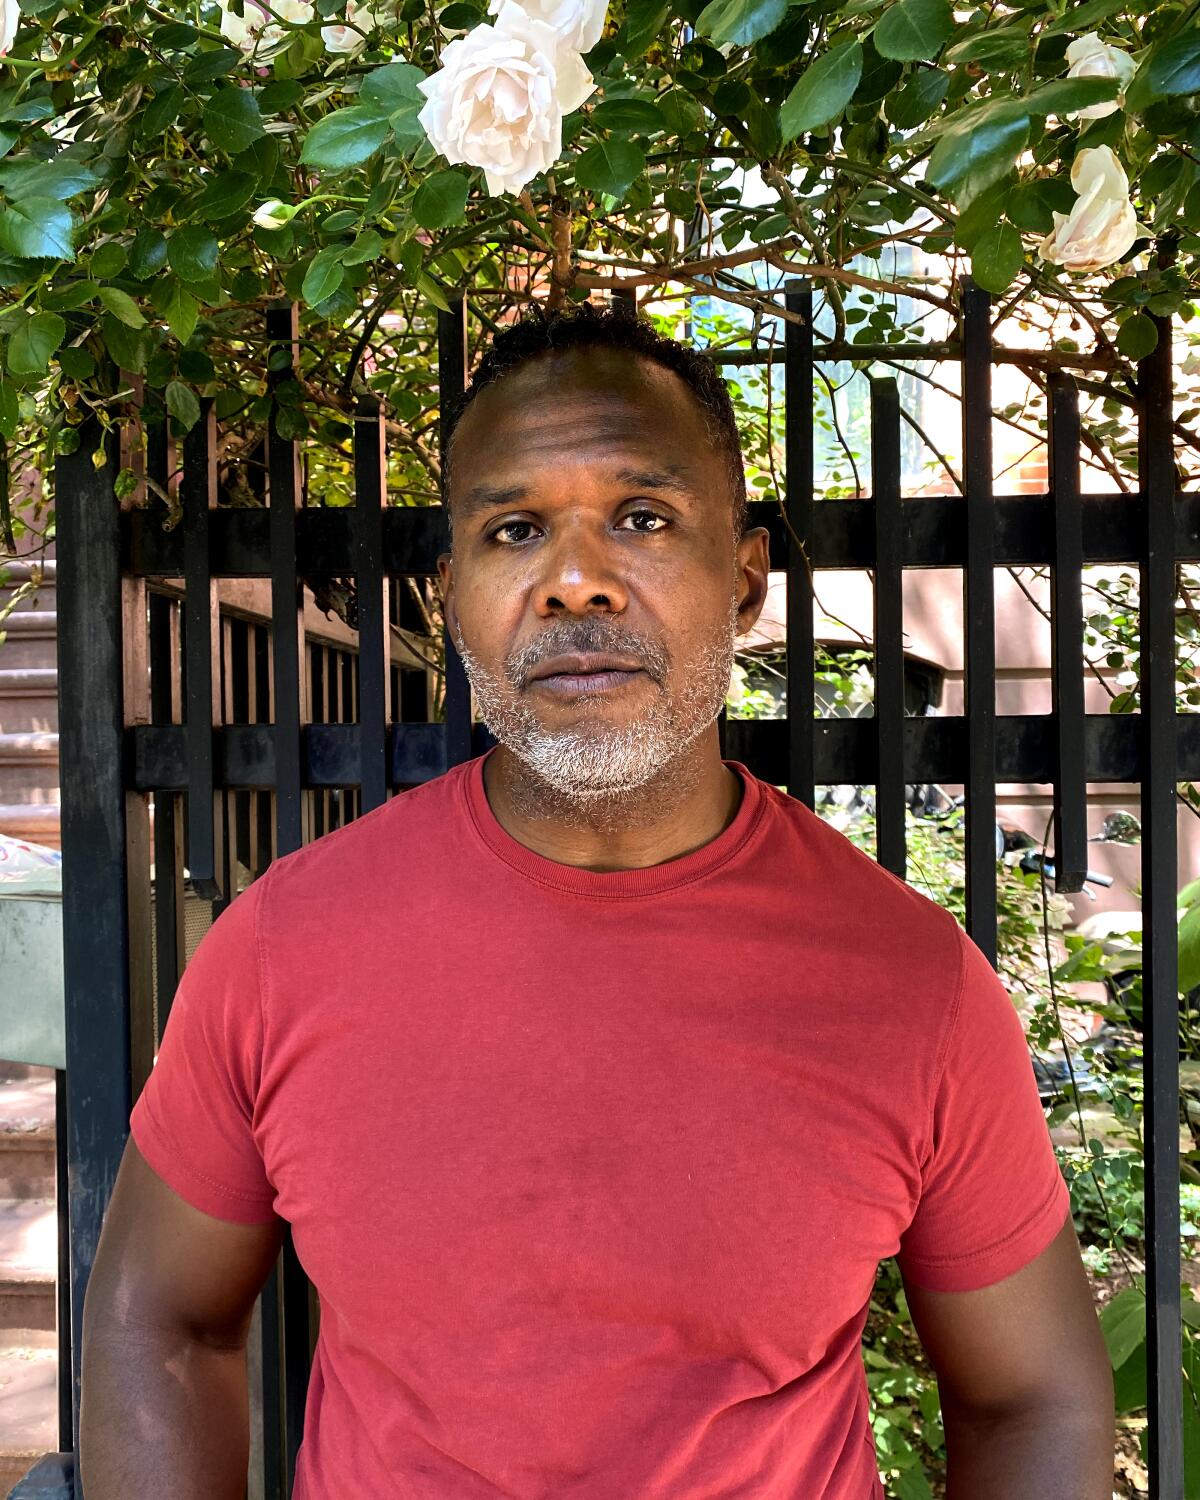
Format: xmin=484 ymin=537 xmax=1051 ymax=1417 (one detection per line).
xmin=0 ymin=555 xmax=59 ymax=849
xmin=0 ymin=1063 xmax=57 ymax=1495
xmin=1 ymin=544 xmax=62 ymax=1492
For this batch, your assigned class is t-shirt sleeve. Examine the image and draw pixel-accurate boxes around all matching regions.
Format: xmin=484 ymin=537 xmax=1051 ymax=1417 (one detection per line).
xmin=896 ymin=918 xmax=1071 ymax=1293
xmin=129 ymin=872 xmax=279 ymax=1225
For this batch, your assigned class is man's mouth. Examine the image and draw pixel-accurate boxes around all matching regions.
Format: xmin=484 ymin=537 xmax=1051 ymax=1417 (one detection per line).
xmin=525 ymin=653 xmax=648 ymax=697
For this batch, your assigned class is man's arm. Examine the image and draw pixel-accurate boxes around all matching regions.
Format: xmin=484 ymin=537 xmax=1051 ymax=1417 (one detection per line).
xmin=902 ymin=1217 xmax=1114 ymax=1500
xmin=80 ymin=1135 xmax=285 ymax=1499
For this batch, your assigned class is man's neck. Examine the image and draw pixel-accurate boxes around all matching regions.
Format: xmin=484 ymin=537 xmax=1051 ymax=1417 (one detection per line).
xmin=481 ymin=730 xmax=743 ymax=873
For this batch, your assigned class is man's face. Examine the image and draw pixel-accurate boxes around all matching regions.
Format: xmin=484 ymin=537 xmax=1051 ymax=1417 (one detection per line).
xmin=437 ymin=346 xmax=769 ymax=801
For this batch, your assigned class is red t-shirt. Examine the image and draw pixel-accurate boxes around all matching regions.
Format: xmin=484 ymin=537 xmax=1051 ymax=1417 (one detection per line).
xmin=129 ymin=754 xmax=1069 ymax=1499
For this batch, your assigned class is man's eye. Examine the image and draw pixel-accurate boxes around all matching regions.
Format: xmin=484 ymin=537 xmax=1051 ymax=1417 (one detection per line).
xmin=489 ymin=520 xmax=539 ymax=544
xmin=620 ymin=510 xmax=669 ymax=533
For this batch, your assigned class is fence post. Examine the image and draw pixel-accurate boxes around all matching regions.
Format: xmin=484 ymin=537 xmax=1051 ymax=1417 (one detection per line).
xmin=55 ymin=414 xmax=132 ymax=1474
xmin=959 ymin=277 xmax=998 ymax=965
xmin=438 ymin=298 xmax=472 ymax=767
xmin=1139 ymin=316 xmax=1183 ymax=1497
xmin=783 ymin=278 xmax=815 ymax=806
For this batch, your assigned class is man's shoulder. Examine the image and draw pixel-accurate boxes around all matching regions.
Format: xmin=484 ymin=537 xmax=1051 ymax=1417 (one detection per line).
xmin=753 ymin=775 xmax=965 ymax=977
xmin=259 ymin=758 xmax=474 ymax=903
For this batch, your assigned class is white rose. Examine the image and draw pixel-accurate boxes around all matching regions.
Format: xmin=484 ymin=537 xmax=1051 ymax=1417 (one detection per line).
xmin=321 ymin=0 xmax=379 ymax=52
xmin=220 ymin=0 xmax=314 ymax=55
xmin=417 ymin=0 xmax=596 ymax=196
xmin=1064 ymin=32 xmax=1136 ymax=119
xmin=484 ymin=0 xmax=606 ymax=53
xmin=0 ymin=0 xmax=21 ymax=56
xmin=1038 ymin=145 xmax=1141 ymax=273
xmin=252 ymin=198 xmax=298 ymax=228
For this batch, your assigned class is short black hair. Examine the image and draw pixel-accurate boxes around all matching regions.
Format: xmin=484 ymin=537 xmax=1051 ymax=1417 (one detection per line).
xmin=441 ymin=299 xmax=748 ymax=538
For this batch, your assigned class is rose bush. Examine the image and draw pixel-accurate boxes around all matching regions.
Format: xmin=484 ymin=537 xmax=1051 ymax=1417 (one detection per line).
xmin=0 ymin=0 xmax=1196 ymax=527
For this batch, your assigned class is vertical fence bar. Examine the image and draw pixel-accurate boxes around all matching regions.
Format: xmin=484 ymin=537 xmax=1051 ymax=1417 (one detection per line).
xmin=1047 ymin=376 xmax=1088 ymax=893
xmin=265 ymin=297 xmax=311 ymax=1499
xmin=1139 ymin=318 xmax=1183 ymax=1496
xmin=119 ymin=393 xmax=155 ymax=1104
xmin=355 ymin=395 xmax=390 ymax=810
xmin=960 ymin=278 xmax=998 ymax=964
xmin=438 ymin=298 xmax=472 ymax=767
xmin=784 ymin=278 xmax=815 ymax=806
xmin=149 ymin=593 xmax=185 ymax=1038
xmin=181 ymin=398 xmax=224 ymax=902
xmin=870 ymin=378 xmax=905 ymax=878
xmin=56 ymin=414 xmax=130 ymax=1466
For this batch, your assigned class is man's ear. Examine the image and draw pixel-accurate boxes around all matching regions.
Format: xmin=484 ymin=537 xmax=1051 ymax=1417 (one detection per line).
xmin=735 ymin=526 xmax=770 ymax=635
xmin=436 ymin=552 xmax=458 ymax=641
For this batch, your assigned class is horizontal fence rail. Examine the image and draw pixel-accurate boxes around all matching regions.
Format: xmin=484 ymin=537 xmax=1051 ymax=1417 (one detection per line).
xmin=46 ymin=281 xmax=1190 ymax=1499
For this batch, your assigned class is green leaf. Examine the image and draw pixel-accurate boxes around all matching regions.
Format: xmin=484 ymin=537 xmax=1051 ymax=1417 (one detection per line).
xmin=204 ymin=87 xmax=267 ymax=155
xmin=0 ymin=381 xmax=18 ymax=437
xmin=1180 ymin=897 xmax=1200 ymax=992
xmin=1116 ymin=312 xmax=1158 ymax=359
xmin=362 ymin=61 xmax=430 ymax=154
xmin=416 ymin=269 xmax=452 ymax=313
xmin=589 ymin=97 xmax=668 ymax=133
xmin=167 ymin=225 xmax=219 ymax=281
xmin=891 ymin=1467 xmax=934 ymax=1500
xmin=165 ymin=379 xmax=201 ymax=432
xmin=0 ymin=198 xmax=75 ymax=261
xmin=300 ymin=107 xmax=391 ymax=170
xmin=618 ymin=0 xmax=669 ymax=55
xmin=926 ymin=99 xmax=1030 ymax=207
xmin=1100 ymin=1286 xmax=1146 ymax=1372
xmin=873 ymin=0 xmax=953 ymax=63
xmin=944 ymin=24 xmax=1029 ymax=68
xmin=191 ymin=170 xmax=259 ymax=222
xmin=1128 ymin=32 xmax=1200 ymax=113
xmin=970 ymin=222 xmax=1024 ymax=294
xmin=342 ymin=229 xmax=384 ymax=265
xmin=155 ymin=280 xmax=200 ymax=345
xmin=1021 ymin=76 xmax=1120 ymax=116
xmin=97 ymin=287 xmax=147 ymax=329
xmin=0 ymin=157 xmax=102 ymax=201
xmin=56 ymin=346 xmax=95 ymax=381
xmin=141 ymin=83 xmax=185 ymax=138
xmin=129 ymin=227 xmax=169 ymax=280
xmin=574 ymin=139 xmax=647 ymax=198
xmin=780 ymin=40 xmax=863 ymax=141
xmin=100 ymin=313 xmax=151 ymax=374
xmin=412 ymin=168 xmax=471 ymax=228
xmin=6 ymin=311 xmax=66 ymax=376
xmin=695 ymin=0 xmax=787 ymax=48
xmin=301 ymin=246 xmax=345 ymax=306
xmin=886 ymin=67 xmax=949 ymax=128
xmin=183 ymin=46 xmax=244 ymax=84
xmin=1042 ymin=0 xmax=1126 ymax=34
xmin=360 ymin=60 xmax=427 ymax=112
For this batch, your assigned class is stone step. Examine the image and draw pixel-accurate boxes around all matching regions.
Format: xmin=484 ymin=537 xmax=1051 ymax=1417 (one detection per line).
xmin=0 ymin=1081 xmax=55 ymax=1206
xmin=0 ymin=674 xmax=57 ymax=737
xmin=0 ymin=562 xmax=55 ymax=587
xmin=0 ymin=1346 xmax=57 ymax=1493
xmin=0 ymin=618 xmax=55 ymax=674
xmin=0 ymin=736 xmax=58 ymax=804
xmin=0 ymin=808 xmax=58 ymax=847
xmin=0 ymin=1201 xmax=55 ymax=1339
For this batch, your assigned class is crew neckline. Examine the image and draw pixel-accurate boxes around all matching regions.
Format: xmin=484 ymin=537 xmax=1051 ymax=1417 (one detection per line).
xmin=460 ymin=748 xmax=768 ymax=899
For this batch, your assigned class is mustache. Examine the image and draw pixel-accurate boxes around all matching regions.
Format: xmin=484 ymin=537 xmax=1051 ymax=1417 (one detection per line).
xmin=505 ymin=618 xmax=670 ymax=689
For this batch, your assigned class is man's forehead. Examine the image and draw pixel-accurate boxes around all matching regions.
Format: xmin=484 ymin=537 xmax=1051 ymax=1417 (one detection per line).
xmin=449 ymin=350 xmax=718 ymax=497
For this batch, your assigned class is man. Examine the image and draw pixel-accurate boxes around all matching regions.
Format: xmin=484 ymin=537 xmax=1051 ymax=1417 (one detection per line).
xmin=80 ymin=301 xmax=1114 ymax=1498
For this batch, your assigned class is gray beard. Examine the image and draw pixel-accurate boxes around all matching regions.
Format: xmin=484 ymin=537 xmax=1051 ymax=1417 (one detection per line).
xmin=452 ymin=591 xmax=740 ymax=819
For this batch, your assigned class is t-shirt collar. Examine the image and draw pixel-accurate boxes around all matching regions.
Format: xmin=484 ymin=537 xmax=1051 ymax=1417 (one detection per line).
xmin=459 ymin=747 xmax=766 ymax=899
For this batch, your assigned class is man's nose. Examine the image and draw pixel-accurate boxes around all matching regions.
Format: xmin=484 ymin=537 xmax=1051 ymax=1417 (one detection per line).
xmin=532 ymin=525 xmax=629 ymax=618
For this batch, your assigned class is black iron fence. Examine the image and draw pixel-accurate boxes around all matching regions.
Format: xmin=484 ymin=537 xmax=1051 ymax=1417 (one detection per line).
xmin=42 ymin=280 xmax=1199 ymax=1497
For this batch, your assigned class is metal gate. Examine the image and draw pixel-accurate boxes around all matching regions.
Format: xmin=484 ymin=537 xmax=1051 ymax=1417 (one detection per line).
xmin=46 ymin=280 xmax=1198 ymax=1496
